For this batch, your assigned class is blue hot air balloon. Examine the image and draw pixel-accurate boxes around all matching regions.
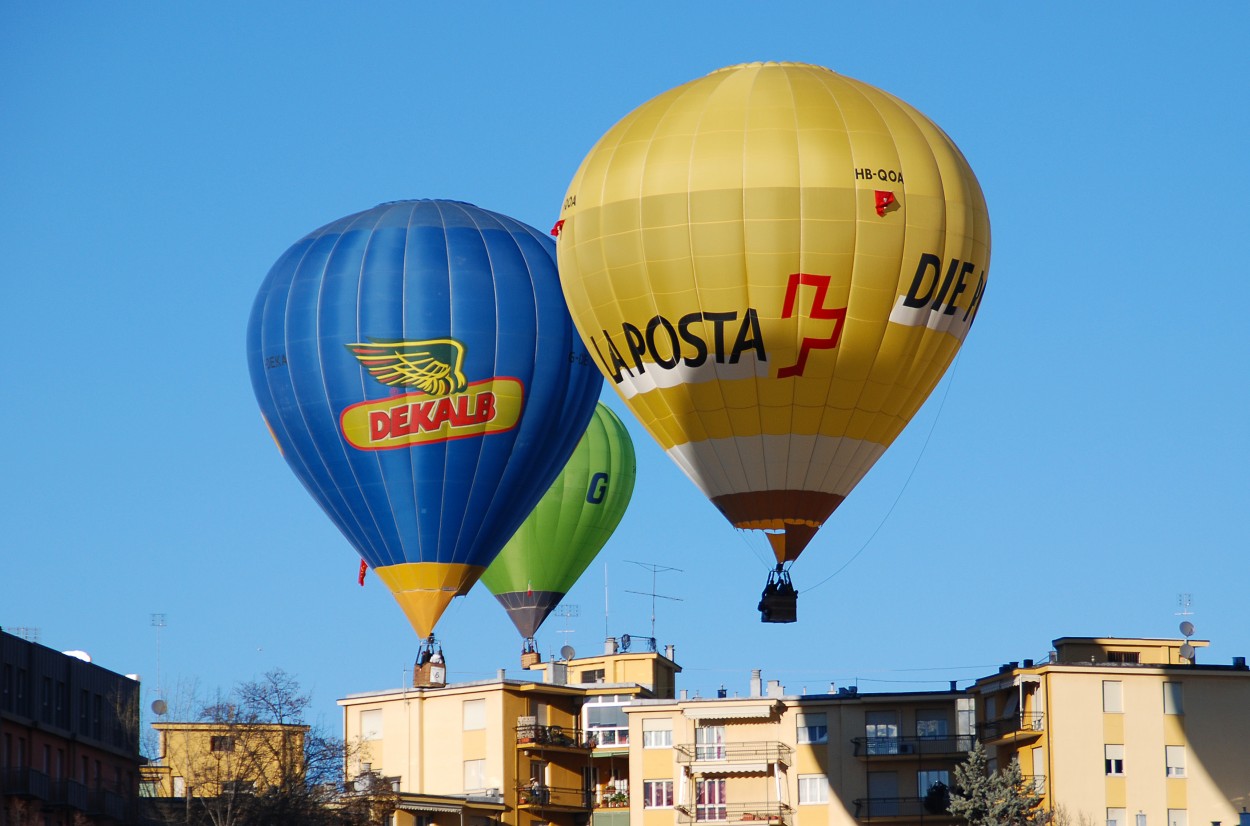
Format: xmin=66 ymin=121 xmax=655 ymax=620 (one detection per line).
xmin=247 ymin=200 xmax=603 ymax=638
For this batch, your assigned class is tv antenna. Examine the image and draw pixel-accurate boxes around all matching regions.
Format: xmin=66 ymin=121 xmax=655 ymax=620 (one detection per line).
xmin=150 ymin=613 xmax=167 ymax=713
xmin=1174 ymin=593 xmax=1194 ymax=617
xmin=553 ymin=604 xmax=579 ymax=652
xmin=625 ymin=560 xmax=682 ymax=644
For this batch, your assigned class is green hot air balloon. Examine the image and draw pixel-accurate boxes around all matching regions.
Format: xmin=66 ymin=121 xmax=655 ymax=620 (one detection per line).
xmin=482 ymin=403 xmax=636 ymax=648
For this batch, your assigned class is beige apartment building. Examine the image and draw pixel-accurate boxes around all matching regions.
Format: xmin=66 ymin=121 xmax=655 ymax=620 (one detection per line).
xmin=972 ymin=636 xmax=1250 ymax=826
xmin=338 ymin=634 xmax=1250 ymax=826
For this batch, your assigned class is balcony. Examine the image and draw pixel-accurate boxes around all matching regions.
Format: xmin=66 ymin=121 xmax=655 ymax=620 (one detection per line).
xmin=48 ymin=779 xmax=90 ymax=810
xmin=676 ymin=801 xmax=793 ymax=825
xmin=516 ymin=783 xmax=593 ymax=812
xmin=852 ymin=735 xmax=976 ymax=758
xmin=977 ymin=712 xmax=1044 ymax=743
xmin=1 ymin=767 xmax=51 ymax=801
xmin=675 ymin=741 xmax=793 ymax=773
xmin=852 ymin=796 xmax=957 ymax=820
xmin=516 ymin=722 xmax=594 ymax=752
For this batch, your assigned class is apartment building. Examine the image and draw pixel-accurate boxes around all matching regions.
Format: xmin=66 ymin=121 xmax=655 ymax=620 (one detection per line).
xmin=0 ymin=627 xmax=143 ymax=826
xmin=972 ymin=636 xmax=1250 ymax=826
xmin=337 ymin=643 xmax=680 ymax=826
xmin=141 ymin=719 xmax=309 ymax=798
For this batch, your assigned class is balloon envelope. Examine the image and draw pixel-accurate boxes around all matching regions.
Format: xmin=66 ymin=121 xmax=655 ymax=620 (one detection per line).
xmin=555 ymin=63 xmax=990 ymax=565
xmin=248 ymin=200 xmax=602 ymax=637
xmin=481 ymin=402 xmax=636 ymax=639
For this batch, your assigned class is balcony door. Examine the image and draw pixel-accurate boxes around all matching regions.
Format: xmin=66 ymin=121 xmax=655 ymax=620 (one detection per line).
xmin=695 ymin=725 xmax=726 ymax=760
xmin=865 ymin=711 xmax=899 ymax=755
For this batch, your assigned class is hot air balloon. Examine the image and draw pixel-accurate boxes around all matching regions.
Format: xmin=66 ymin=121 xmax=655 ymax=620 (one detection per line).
xmin=554 ymin=63 xmax=990 ymax=622
xmin=480 ymin=402 xmax=636 ymax=653
xmin=248 ymin=200 xmax=602 ymax=644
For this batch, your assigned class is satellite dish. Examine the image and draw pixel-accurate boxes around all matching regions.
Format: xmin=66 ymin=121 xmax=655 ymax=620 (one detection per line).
xmin=620 ymin=634 xmax=631 ymax=652
xmin=1179 ymin=643 xmax=1196 ymax=660
xmin=151 ymin=699 xmax=168 ymax=716
xmin=1179 ymin=621 xmax=1195 ymax=637
xmin=560 ymin=645 xmax=576 ymax=661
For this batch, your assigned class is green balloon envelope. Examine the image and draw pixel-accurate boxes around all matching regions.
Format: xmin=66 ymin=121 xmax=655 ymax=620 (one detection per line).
xmin=481 ymin=403 xmax=636 ymax=639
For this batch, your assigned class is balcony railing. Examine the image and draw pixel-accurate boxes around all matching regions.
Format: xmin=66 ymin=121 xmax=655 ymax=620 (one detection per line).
xmin=853 ymin=796 xmax=956 ymax=819
xmin=516 ymin=722 xmax=594 ymax=750
xmin=1 ymin=767 xmax=51 ymax=801
xmin=516 ymin=783 xmax=594 ymax=811
xmin=674 ymin=741 xmax=793 ymax=768
xmin=676 ymin=801 xmax=792 ymax=824
xmin=48 ymin=779 xmax=90 ymax=809
xmin=852 ymin=734 xmax=976 ymax=757
xmin=977 ymin=712 xmax=1044 ymax=742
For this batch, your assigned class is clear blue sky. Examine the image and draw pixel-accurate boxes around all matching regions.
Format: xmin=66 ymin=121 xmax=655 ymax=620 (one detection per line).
xmin=3 ymin=4 xmax=1247 ymax=736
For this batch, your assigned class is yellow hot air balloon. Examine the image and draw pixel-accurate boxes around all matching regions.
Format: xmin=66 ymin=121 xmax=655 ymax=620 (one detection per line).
xmin=555 ymin=62 xmax=989 ymax=621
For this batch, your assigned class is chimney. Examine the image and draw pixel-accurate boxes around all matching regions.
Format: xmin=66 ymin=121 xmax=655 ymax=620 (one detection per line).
xmin=1234 ymin=656 xmax=1247 ymax=669
xmin=767 ymin=680 xmax=783 ymax=698
xmin=664 ymin=644 xmax=676 ymax=661
xmin=497 ymin=669 xmax=506 ymax=681
xmin=716 ymin=685 xmax=727 ymax=699
xmin=605 ymin=637 xmax=618 ymax=655
xmin=680 ymin=689 xmax=688 ymax=700
xmin=750 ymin=669 xmax=762 ymax=697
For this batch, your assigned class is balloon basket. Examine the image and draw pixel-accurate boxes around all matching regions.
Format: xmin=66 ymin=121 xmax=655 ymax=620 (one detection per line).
xmin=758 ymin=568 xmax=797 ymax=624
xmin=413 ymin=636 xmax=448 ymax=687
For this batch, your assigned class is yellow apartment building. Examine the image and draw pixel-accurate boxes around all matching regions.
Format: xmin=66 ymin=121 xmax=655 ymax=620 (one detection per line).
xmin=337 ymin=642 xmax=681 ymax=826
xmin=142 ymin=720 xmax=309 ymax=798
xmin=337 ymin=633 xmax=1250 ymax=826
xmin=972 ymin=637 xmax=1250 ymax=826
xmin=623 ymin=672 xmax=973 ymax=826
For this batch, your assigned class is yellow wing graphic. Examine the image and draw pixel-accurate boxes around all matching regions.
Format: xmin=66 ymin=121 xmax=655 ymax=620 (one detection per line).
xmin=346 ymin=338 xmax=469 ymax=396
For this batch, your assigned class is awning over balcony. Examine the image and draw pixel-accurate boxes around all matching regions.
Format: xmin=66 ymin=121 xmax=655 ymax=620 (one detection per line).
xmin=681 ymin=702 xmax=781 ymax=720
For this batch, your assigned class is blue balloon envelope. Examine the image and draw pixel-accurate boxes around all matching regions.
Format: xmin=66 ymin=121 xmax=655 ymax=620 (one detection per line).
xmin=247 ymin=200 xmax=602 ymax=637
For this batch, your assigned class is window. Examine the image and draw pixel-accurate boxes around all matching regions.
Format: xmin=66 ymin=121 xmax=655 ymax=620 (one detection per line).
xmin=1165 ymin=745 xmax=1187 ymax=777
xmin=918 ymin=770 xmax=950 ymax=795
xmin=463 ymin=759 xmax=486 ymax=792
xmin=798 ymin=774 xmax=828 ymax=804
xmin=359 ymin=709 xmax=383 ymax=741
xmin=867 ymin=772 xmax=899 ymax=816
xmin=584 ymin=695 xmax=631 ymax=746
xmin=916 ymin=712 xmax=948 ymax=737
xmin=1168 ymin=811 xmax=1188 ymax=826
xmin=580 ymin=669 xmax=606 ymax=683
xmin=463 ymin=699 xmax=486 ymax=731
xmin=210 ymin=736 xmax=235 ymax=753
xmin=865 ymin=711 xmax=899 ymax=755
xmin=1103 ymin=681 xmax=1123 ymax=713
xmin=642 ymin=718 xmax=672 ymax=748
xmin=643 ymin=780 xmax=674 ymax=808
xmin=695 ymin=778 xmax=726 ymax=821
xmin=695 ymin=726 xmax=726 ymax=760
xmin=797 ymin=712 xmax=828 ymax=744
xmin=1104 ymin=744 xmax=1124 ymax=775
xmin=1108 ymin=807 xmax=1127 ymax=826
xmin=1108 ymin=651 xmax=1139 ymax=664
xmin=1163 ymin=682 xmax=1184 ymax=715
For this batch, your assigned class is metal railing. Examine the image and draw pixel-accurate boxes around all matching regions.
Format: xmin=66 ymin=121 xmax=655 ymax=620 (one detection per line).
xmin=1 ymin=767 xmax=51 ymax=800
xmin=515 ymin=783 xmax=594 ymax=810
xmin=852 ymin=734 xmax=976 ymax=757
xmin=676 ymin=801 xmax=792 ymax=824
xmin=674 ymin=741 xmax=793 ymax=767
xmin=515 ymin=722 xmax=594 ymax=750
xmin=853 ymin=796 xmax=956 ymax=819
xmin=977 ymin=712 xmax=1045 ymax=742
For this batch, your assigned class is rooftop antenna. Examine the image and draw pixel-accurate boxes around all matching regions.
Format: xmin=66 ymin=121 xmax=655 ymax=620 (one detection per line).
xmin=1176 ymin=595 xmax=1197 ymax=662
xmin=553 ymin=604 xmax=579 ymax=650
xmin=10 ymin=627 xmax=41 ymax=643
xmin=150 ymin=613 xmax=167 ymax=715
xmin=625 ymin=560 xmax=682 ymax=645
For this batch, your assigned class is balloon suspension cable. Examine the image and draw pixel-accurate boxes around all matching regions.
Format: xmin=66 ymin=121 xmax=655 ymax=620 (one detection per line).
xmin=803 ymin=353 xmax=963 ymax=594
xmin=415 ymin=634 xmax=445 ymax=666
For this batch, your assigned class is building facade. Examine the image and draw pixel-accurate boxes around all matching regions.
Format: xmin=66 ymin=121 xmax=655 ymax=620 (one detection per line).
xmin=338 ymin=634 xmax=1250 ymax=826
xmin=972 ymin=637 xmax=1250 ymax=826
xmin=1 ymin=628 xmax=143 ymax=826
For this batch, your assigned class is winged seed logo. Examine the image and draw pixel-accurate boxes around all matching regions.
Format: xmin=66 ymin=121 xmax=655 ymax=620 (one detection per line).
xmin=346 ymin=338 xmax=469 ymax=396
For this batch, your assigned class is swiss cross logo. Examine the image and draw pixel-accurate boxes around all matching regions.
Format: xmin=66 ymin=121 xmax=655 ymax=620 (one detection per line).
xmin=775 ymin=273 xmax=847 ymax=379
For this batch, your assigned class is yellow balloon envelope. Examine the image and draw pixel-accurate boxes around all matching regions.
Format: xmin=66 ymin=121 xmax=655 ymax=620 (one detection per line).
xmin=555 ymin=62 xmax=990 ymax=602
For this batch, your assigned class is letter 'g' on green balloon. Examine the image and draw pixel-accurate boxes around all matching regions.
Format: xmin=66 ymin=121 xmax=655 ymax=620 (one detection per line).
xmin=481 ymin=403 xmax=636 ymax=639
